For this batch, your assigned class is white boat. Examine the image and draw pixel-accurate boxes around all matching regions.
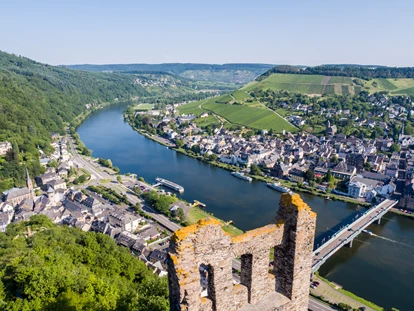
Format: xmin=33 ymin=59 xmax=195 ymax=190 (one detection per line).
xmin=267 ymin=182 xmax=291 ymax=193
xmin=362 ymin=229 xmax=373 ymax=235
xmin=231 ymin=171 xmax=252 ymax=182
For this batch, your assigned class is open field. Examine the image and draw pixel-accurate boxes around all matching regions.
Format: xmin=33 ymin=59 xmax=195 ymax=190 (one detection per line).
xmin=243 ymin=73 xmax=414 ymax=96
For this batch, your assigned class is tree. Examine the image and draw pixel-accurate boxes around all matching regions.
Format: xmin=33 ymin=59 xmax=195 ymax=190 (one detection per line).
xmin=250 ymin=164 xmax=262 ymax=176
xmin=331 ymin=155 xmax=339 ymax=164
xmin=304 ymin=169 xmax=315 ymax=181
xmin=324 ymin=169 xmax=334 ymax=182
xmin=48 ymin=159 xmax=58 ymax=169
xmin=191 ymin=144 xmax=201 ymax=154
xmin=133 ymin=186 xmax=141 ymax=196
xmin=209 ymin=154 xmax=218 ymax=162
xmin=176 ymin=208 xmax=186 ymax=222
xmin=390 ymin=143 xmax=401 ymax=152
xmin=175 ymin=139 xmax=184 ymax=149
xmin=363 ymin=161 xmax=372 ymax=171
xmin=132 ymin=202 xmax=141 ymax=212
xmin=117 ymin=175 xmax=122 ymax=183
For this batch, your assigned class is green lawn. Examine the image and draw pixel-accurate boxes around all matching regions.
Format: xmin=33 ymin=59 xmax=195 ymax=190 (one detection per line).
xmin=187 ymin=206 xmax=243 ymax=236
xmin=202 ymin=101 xmax=296 ymax=132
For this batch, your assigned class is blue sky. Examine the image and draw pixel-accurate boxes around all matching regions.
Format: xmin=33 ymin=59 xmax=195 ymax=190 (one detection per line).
xmin=1 ymin=0 xmax=413 ymax=66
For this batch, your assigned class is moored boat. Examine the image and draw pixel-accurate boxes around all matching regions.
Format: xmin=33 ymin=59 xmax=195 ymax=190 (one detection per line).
xmin=231 ymin=171 xmax=252 ymax=182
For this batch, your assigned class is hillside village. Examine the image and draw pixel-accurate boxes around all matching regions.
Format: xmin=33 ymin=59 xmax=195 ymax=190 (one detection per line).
xmin=129 ymin=95 xmax=414 ymax=211
xmin=0 ymin=135 xmax=171 ymax=277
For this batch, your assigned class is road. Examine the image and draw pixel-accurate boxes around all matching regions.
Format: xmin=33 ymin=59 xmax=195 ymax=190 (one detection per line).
xmin=67 ymin=135 xmax=110 ymax=180
xmin=308 ymin=298 xmax=336 ymax=311
xmin=312 ymin=199 xmax=397 ymax=271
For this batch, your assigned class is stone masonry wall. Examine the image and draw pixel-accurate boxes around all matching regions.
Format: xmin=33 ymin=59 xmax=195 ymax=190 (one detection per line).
xmin=167 ymin=193 xmax=316 ymax=311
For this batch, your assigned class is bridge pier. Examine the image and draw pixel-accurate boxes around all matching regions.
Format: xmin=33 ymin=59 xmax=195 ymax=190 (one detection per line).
xmin=346 ymin=239 xmax=353 ymax=248
xmin=376 ymin=217 xmax=381 ymax=225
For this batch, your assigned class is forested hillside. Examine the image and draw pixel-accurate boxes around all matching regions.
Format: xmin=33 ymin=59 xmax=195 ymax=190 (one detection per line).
xmin=0 ymin=51 xmax=147 ymax=189
xmin=64 ymin=63 xmax=274 ymax=84
xmin=0 ymin=215 xmax=168 ymax=311
xmin=259 ymin=65 xmax=414 ymax=80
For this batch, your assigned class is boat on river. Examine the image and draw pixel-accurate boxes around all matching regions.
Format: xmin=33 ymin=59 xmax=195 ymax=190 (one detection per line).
xmin=362 ymin=229 xmax=373 ymax=235
xmin=231 ymin=171 xmax=252 ymax=182
xmin=266 ymin=182 xmax=292 ymax=193
xmin=155 ymin=177 xmax=184 ymax=193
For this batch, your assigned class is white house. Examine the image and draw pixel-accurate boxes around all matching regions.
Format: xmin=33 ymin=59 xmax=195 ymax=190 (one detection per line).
xmin=348 ymin=181 xmax=366 ymax=198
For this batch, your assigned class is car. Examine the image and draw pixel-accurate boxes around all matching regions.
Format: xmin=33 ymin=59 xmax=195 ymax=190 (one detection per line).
xmin=310 ymin=284 xmax=315 ymax=289
xmin=312 ymin=281 xmax=319 ymax=287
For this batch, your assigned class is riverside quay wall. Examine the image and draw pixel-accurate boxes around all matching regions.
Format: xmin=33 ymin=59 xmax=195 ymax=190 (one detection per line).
xmin=167 ymin=193 xmax=316 ymax=311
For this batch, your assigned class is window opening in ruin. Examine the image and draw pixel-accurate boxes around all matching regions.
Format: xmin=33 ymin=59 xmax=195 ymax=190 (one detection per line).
xmin=240 ymin=254 xmax=253 ymax=302
xmin=199 ymin=263 xmax=212 ymax=298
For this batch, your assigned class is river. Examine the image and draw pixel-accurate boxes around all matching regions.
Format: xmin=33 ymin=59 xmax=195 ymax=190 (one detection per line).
xmin=77 ymin=102 xmax=414 ymax=310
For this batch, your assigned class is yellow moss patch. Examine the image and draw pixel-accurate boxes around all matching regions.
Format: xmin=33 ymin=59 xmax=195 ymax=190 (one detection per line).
xmin=231 ymin=224 xmax=277 ymax=243
xmin=280 ymin=193 xmax=316 ymax=218
xmin=172 ymin=218 xmax=222 ymax=242
xmin=170 ymin=254 xmax=178 ymax=265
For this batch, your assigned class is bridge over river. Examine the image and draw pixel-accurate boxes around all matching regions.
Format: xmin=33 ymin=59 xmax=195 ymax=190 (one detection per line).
xmin=311 ymin=199 xmax=398 ymax=272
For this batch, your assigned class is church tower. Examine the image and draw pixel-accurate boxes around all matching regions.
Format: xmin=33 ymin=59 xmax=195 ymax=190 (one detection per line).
xmin=26 ymin=168 xmax=33 ymax=191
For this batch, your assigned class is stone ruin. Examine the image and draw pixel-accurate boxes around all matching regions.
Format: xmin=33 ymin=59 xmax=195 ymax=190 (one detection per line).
xmin=167 ymin=193 xmax=317 ymax=311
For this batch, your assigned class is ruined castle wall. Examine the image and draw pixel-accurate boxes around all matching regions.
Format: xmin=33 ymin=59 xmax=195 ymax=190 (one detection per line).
xmin=168 ymin=193 xmax=316 ymax=311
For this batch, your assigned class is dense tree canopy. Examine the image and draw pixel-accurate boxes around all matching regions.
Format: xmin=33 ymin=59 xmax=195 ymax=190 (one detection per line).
xmin=0 ymin=215 xmax=169 ymax=311
xmin=258 ymin=65 xmax=414 ymax=81
xmin=0 ymin=51 xmax=148 ymax=190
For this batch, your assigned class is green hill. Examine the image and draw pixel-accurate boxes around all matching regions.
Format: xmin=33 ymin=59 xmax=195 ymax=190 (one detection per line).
xmin=178 ymin=93 xmax=297 ymax=132
xmin=243 ymin=73 xmax=414 ymax=96
xmin=0 ymin=215 xmax=168 ymax=311
xmin=63 ymin=63 xmax=275 ymax=84
xmin=0 ymin=51 xmax=147 ymax=190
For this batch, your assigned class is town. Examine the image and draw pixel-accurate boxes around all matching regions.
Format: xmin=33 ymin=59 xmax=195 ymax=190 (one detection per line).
xmin=0 ymin=133 xmax=180 ymax=278
xmin=127 ymin=94 xmax=414 ymax=213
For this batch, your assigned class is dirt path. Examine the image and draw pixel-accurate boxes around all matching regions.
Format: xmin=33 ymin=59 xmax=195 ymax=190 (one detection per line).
xmin=322 ymin=76 xmax=331 ymax=85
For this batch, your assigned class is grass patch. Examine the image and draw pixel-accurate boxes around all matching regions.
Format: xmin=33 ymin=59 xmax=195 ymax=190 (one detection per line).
xmin=315 ymin=273 xmax=383 ymax=311
xmin=98 ymin=178 xmax=111 ymax=184
xmin=187 ymin=206 xmax=243 ymax=236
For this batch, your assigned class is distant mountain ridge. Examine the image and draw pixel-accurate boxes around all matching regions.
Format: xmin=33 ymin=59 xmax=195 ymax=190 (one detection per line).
xmin=62 ymin=63 xmax=276 ymax=84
